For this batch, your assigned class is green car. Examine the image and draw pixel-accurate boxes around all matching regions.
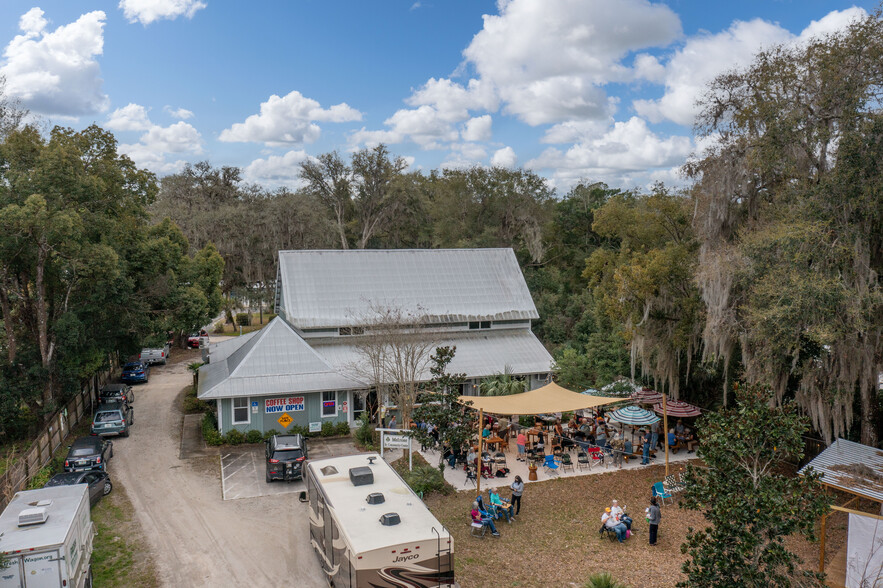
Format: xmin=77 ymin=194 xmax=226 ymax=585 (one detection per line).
xmin=91 ymin=401 xmax=134 ymax=437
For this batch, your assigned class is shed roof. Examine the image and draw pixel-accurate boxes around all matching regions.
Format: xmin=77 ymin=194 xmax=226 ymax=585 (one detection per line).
xmin=798 ymin=438 xmax=883 ymax=503
xmin=197 ymin=317 xmax=363 ymax=400
xmin=276 ymin=249 xmax=539 ymax=329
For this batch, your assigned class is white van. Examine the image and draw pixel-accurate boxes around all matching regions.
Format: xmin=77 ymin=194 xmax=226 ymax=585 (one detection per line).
xmin=0 ymin=485 xmax=94 ymax=588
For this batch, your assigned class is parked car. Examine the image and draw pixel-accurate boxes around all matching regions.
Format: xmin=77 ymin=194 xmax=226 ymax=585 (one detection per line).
xmin=99 ymin=383 xmax=134 ymax=405
xmin=121 ymin=361 xmax=150 ymax=384
xmin=44 ymin=470 xmax=113 ymax=507
xmin=266 ymin=434 xmax=308 ymax=482
xmin=139 ymin=343 xmax=171 ymax=365
xmin=187 ymin=330 xmax=209 ymax=349
xmin=91 ymin=401 xmax=133 ymax=437
xmin=63 ymin=436 xmax=112 ymax=472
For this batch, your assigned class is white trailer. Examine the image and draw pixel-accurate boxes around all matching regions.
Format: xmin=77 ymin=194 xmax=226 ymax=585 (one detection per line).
xmin=0 ymin=485 xmax=94 ymax=588
xmin=305 ymin=453 xmax=454 ymax=588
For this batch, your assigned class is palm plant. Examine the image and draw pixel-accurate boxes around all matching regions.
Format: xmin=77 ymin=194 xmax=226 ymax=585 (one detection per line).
xmin=584 ymin=572 xmax=627 ymax=588
xmin=479 ymin=365 xmax=527 ymax=396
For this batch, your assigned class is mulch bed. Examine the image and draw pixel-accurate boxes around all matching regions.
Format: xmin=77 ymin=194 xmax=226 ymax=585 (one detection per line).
xmin=424 ymin=460 xmax=851 ymax=588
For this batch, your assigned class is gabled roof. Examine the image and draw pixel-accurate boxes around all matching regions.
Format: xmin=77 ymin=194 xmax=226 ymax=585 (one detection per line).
xmin=276 ymin=249 xmax=539 ymax=329
xmin=197 ymin=317 xmax=364 ymax=399
xmin=798 ymin=438 xmax=883 ymax=503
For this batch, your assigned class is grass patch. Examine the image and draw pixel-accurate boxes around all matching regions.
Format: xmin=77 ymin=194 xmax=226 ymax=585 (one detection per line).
xmin=91 ymin=483 xmax=159 ymax=587
xmin=212 ymin=313 xmax=276 ymax=336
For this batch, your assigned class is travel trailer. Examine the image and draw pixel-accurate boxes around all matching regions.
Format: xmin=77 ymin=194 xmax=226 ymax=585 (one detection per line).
xmin=305 ymin=453 xmax=454 ymax=588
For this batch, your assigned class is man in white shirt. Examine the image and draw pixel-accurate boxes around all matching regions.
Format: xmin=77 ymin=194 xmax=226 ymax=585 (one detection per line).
xmin=601 ymin=507 xmax=628 ymax=543
xmin=610 ymin=499 xmax=632 ymax=530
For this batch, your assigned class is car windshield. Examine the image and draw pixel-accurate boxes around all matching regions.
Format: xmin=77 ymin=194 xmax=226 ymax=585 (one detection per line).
xmin=70 ymin=446 xmax=97 ymax=457
xmin=272 ymin=449 xmax=304 ymax=460
xmin=46 ymin=474 xmax=82 ymax=485
xmin=95 ymin=411 xmax=121 ymax=423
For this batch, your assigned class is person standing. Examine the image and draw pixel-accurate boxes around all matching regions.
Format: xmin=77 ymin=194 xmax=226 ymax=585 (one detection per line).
xmin=516 ymin=431 xmax=527 ymax=461
xmin=388 ymin=414 xmax=397 ymax=429
xmin=510 ymin=475 xmax=524 ymax=515
xmin=641 ymin=429 xmax=651 ymax=465
xmin=648 ymin=497 xmax=661 ymax=545
xmin=650 ymin=419 xmax=660 ymax=451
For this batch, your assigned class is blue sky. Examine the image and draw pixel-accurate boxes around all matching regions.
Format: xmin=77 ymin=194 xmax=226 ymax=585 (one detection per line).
xmin=0 ymin=0 xmax=874 ymax=192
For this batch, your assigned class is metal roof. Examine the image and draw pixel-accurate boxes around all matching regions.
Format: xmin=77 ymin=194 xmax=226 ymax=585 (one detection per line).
xmin=205 ymin=329 xmax=261 ymax=364
xmin=197 ymin=317 xmax=364 ymax=399
xmin=798 ymin=438 xmax=883 ymax=503
xmin=276 ymin=249 xmax=539 ymax=329
xmin=312 ymin=328 xmax=553 ymax=382
xmin=0 ymin=485 xmax=88 ymax=552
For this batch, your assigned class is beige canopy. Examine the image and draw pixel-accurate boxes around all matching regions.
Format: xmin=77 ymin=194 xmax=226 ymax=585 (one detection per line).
xmin=458 ymin=381 xmax=623 ymax=415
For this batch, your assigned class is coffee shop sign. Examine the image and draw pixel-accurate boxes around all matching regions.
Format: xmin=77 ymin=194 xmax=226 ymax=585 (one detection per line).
xmin=266 ymin=397 xmax=305 ymax=413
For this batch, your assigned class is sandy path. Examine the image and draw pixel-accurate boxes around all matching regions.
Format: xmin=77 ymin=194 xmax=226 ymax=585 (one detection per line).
xmin=111 ymin=349 xmax=325 ymax=588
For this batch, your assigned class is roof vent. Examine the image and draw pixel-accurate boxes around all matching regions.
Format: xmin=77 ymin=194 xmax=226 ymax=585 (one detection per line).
xmin=379 ymin=512 xmax=400 ymax=526
xmin=366 ymin=492 xmax=385 ymax=505
xmin=18 ymin=507 xmax=49 ymax=527
xmin=349 ymin=466 xmax=374 ymax=487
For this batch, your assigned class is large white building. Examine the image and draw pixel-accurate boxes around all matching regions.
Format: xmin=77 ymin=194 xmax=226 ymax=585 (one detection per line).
xmin=199 ymin=249 xmax=554 ymax=434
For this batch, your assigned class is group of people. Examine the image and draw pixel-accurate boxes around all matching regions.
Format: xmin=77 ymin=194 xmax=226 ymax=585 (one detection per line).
xmin=470 ymin=476 xmax=525 ymax=536
xmin=600 ymin=497 xmax=662 ymax=546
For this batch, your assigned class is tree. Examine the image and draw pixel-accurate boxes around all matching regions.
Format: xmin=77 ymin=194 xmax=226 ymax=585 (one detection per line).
xmin=299 ymin=151 xmax=353 ymax=249
xmin=351 ymin=144 xmax=408 ymax=249
xmin=687 ymin=10 xmax=883 ymax=443
xmin=678 ymin=384 xmax=830 ymax=588
xmin=411 ymin=346 xmax=474 ymax=471
xmin=479 ymin=366 xmax=527 ymax=396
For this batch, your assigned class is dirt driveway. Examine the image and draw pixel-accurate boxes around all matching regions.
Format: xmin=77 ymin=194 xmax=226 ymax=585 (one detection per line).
xmin=110 ymin=345 xmax=326 ymax=587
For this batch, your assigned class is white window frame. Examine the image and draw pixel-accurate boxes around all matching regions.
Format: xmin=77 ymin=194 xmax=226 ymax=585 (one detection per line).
xmin=232 ymin=397 xmax=250 ymax=425
xmin=321 ymin=391 xmax=338 ymax=418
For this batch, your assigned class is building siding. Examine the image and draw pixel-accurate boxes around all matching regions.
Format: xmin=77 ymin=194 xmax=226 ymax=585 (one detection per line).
xmin=218 ymin=391 xmax=351 ymax=435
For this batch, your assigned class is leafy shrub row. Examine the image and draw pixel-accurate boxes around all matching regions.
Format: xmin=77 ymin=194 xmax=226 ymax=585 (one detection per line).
xmin=200 ymin=412 xmax=350 ymax=446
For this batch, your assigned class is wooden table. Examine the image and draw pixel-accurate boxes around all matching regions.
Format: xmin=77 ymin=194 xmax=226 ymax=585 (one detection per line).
xmin=486 ymin=436 xmax=504 ymax=452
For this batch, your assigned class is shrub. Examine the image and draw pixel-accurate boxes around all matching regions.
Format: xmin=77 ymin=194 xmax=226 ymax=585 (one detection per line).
xmin=246 ymin=430 xmax=263 ymax=444
xmin=584 ymin=572 xmax=627 ymax=588
xmin=212 ymin=321 xmax=225 ymax=334
xmin=225 ymin=429 xmax=245 ymax=445
xmin=235 ymin=312 xmax=251 ymax=327
xmin=334 ymin=422 xmax=351 ymax=436
xmin=518 ymin=415 xmax=535 ymax=428
xmin=289 ymin=424 xmax=309 ymax=437
xmin=321 ymin=421 xmax=335 ymax=437
xmin=263 ymin=428 xmax=280 ymax=440
xmin=201 ymin=412 xmax=223 ymax=446
xmin=404 ymin=465 xmax=446 ymax=496
xmin=354 ymin=413 xmax=375 ymax=449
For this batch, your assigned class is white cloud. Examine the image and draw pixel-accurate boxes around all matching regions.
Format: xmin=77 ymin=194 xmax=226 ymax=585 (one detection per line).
xmin=242 ymin=149 xmax=310 ymax=187
xmin=220 ymin=90 xmax=361 ymax=146
xmin=113 ymin=104 xmax=203 ymax=173
xmin=491 ymin=146 xmax=517 ymax=168
xmin=119 ymin=0 xmax=207 ymax=25
xmin=0 ymin=8 xmax=109 ymax=116
xmin=462 ymin=0 xmax=682 ymax=124
xmin=542 ymin=119 xmax=611 ymax=144
xmin=528 ymin=116 xmax=692 ymax=187
xmin=164 ymin=105 xmax=194 ymax=120
xmin=461 ymin=115 xmax=492 ymax=142
xmin=106 ymin=103 xmax=152 ymax=131
xmin=633 ymin=7 xmax=867 ymax=126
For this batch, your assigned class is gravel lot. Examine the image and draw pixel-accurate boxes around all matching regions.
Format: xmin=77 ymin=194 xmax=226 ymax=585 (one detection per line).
xmin=110 ymin=345 xmax=326 ymax=587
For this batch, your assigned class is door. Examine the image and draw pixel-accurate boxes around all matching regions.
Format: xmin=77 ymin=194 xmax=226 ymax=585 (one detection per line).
xmin=20 ymin=552 xmax=61 ymax=588
xmin=0 ymin=557 xmax=22 ymax=588
xmin=83 ymin=473 xmax=102 ymax=505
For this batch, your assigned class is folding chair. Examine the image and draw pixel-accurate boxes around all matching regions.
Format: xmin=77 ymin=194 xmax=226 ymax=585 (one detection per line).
xmin=465 ymin=466 xmax=477 ymax=487
xmin=664 ymin=474 xmax=684 ymax=494
xmin=542 ymin=454 xmax=560 ymax=476
xmin=560 ymin=452 xmax=574 ymax=473
xmin=587 ymin=447 xmax=604 ymax=468
xmin=576 ymin=451 xmax=590 ymax=471
xmin=652 ymin=482 xmax=673 ymax=506
xmin=471 ymin=521 xmax=487 ymax=537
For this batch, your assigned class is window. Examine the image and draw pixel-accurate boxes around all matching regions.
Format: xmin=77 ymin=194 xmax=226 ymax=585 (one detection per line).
xmin=322 ymin=391 xmax=337 ymax=417
xmin=338 ymin=327 xmax=364 ymax=336
xmin=232 ymin=397 xmax=250 ymax=424
xmin=352 ymin=393 xmax=366 ymax=417
xmin=468 ymin=321 xmax=491 ymax=330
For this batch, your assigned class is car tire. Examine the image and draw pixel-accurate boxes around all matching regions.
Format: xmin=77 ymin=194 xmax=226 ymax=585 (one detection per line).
xmin=103 ymin=480 xmax=113 ymax=495
xmin=109 ymin=446 xmax=114 ymax=459
xmin=120 ymin=429 xmax=129 ymax=438
xmin=266 ymin=469 xmax=272 ymax=483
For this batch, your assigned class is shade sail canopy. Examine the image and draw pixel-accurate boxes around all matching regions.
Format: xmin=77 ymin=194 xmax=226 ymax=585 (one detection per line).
xmin=652 ymin=399 xmax=701 ymax=418
xmin=608 ymin=405 xmax=661 ymax=426
xmin=631 ymin=389 xmax=664 ymax=404
xmin=458 ymin=381 xmax=621 ymax=415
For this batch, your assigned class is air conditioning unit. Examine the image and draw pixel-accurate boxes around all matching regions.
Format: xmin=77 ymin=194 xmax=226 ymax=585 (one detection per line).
xmin=379 ymin=512 xmax=400 ymax=526
xmin=366 ymin=492 xmax=385 ymax=505
xmin=349 ymin=466 xmax=374 ymax=487
xmin=18 ymin=507 xmax=49 ymax=526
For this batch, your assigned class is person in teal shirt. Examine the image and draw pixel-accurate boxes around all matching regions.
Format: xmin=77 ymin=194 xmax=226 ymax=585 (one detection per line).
xmin=482 ymin=425 xmax=491 ymax=438
xmin=489 ymin=488 xmax=515 ymax=522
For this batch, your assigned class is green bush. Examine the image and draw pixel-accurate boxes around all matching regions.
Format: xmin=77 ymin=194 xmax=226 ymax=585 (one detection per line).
xmin=354 ymin=413 xmax=375 ymax=449
xmin=235 ymin=312 xmax=251 ymax=327
xmin=321 ymin=421 xmax=335 ymax=437
xmin=27 ymin=455 xmax=64 ymax=490
xmin=289 ymin=424 xmax=309 ymax=437
xmin=225 ymin=429 xmax=245 ymax=445
xmin=212 ymin=321 xmax=225 ymax=334
xmin=404 ymin=465 xmax=446 ymax=496
xmin=201 ymin=413 xmax=223 ymax=446
xmin=246 ymin=430 xmax=263 ymax=444
xmin=584 ymin=572 xmax=627 ymax=588
xmin=263 ymin=428 xmax=280 ymax=440
xmin=334 ymin=422 xmax=351 ymax=436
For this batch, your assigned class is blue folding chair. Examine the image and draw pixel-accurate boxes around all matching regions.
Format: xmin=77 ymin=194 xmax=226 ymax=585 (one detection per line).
xmin=542 ymin=454 xmax=560 ymax=476
xmin=652 ymin=481 xmax=673 ymax=506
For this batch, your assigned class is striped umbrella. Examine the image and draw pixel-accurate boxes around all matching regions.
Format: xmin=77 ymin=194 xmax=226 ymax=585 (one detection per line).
xmin=607 ymin=405 xmax=661 ymax=426
xmin=631 ymin=388 xmax=664 ymax=404
xmin=652 ymin=399 xmax=701 ymax=418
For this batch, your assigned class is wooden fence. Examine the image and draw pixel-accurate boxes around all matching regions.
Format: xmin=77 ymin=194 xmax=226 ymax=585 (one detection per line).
xmin=0 ymin=367 xmax=116 ymax=511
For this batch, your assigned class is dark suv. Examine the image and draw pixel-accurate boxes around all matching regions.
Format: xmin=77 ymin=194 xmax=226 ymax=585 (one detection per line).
xmin=99 ymin=383 xmax=134 ymax=405
xmin=265 ymin=434 xmax=307 ymax=482
xmin=64 ymin=436 xmax=113 ymax=472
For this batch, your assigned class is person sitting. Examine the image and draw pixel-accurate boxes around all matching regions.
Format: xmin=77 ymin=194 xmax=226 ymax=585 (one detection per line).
xmin=675 ymin=419 xmax=686 ymax=437
xmin=489 ymin=487 xmax=515 ymax=523
xmin=482 ymin=424 xmax=492 ymax=439
xmin=684 ymin=427 xmax=698 ymax=453
xmin=595 ymin=427 xmax=608 ymax=448
xmin=601 ymin=507 xmax=628 ymax=543
xmin=466 ymin=447 xmax=477 ymax=469
xmin=471 ymin=501 xmax=500 ymax=536
xmin=610 ymin=499 xmax=632 ymax=530
xmin=481 ymin=461 xmax=494 ymax=479
xmin=668 ymin=428 xmax=681 ymax=453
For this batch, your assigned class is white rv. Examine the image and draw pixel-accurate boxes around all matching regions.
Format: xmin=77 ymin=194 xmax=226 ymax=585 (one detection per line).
xmin=305 ymin=453 xmax=454 ymax=588
xmin=0 ymin=485 xmax=94 ymax=588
